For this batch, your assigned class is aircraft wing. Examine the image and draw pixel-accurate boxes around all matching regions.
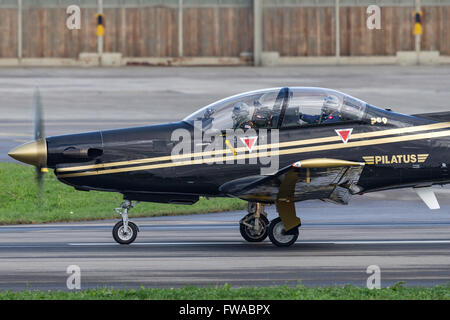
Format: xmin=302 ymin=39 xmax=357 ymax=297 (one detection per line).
xmin=219 ymin=158 xmax=365 ymax=205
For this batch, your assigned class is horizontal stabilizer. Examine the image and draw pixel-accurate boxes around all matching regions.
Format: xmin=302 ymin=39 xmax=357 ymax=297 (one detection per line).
xmin=413 ymin=187 xmax=440 ymax=210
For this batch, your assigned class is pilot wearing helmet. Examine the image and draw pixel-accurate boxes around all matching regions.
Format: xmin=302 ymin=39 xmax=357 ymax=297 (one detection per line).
xmin=251 ymin=92 xmax=280 ymax=129
xmin=300 ymin=95 xmax=342 ymax=125
xmin=232 ymin=102 xmax=254 ymax=129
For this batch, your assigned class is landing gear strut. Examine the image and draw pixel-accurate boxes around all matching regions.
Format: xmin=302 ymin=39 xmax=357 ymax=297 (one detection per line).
xmin=239 ymin=202 xmax=269 ymax=242
xmin=112 ymin=200 xmax=139 ymax=245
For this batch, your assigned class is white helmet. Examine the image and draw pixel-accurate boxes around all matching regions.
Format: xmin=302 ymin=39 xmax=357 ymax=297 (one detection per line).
xmin=322 ymin=95 xmax=341 ymax=114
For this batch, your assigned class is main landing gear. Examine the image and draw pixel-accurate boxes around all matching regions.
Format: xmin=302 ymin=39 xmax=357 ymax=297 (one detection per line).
xmin=111 ymin=199 xmax=299 ymax=247
xmin=112 ymin=200 xmax=140 ymax=245
xmin=268 ymin=217 xmax=299 ymax=247
xmin=239 ymin=202 xmax=300 ymax=247
xmin=239 ymin=202 xmax=269 ymax=242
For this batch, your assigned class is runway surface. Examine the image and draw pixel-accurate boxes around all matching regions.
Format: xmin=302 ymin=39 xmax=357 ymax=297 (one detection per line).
xmin=0 ymin=189 xmax=449 ymax=290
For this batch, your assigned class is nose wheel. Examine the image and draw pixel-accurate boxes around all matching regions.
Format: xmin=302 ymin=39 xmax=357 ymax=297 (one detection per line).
xmin=268 ymin=217 xmax=299 ymax=247
xmin=112 ymin=221 xmax=138 ymax=245
xmin=112 ymin=200 xmax=139 ymax=245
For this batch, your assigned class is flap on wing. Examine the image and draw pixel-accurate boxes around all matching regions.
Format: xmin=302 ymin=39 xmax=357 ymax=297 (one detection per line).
xmin=219 ymin=158 xmax=365 ymax=204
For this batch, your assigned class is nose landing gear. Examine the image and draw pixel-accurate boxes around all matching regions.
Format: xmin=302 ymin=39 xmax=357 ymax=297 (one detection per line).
xmin=112 ymin=200 xmax=140 ymax=245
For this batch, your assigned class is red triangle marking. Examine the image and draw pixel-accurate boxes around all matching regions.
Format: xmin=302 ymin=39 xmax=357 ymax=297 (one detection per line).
xmin=240 ymin=137 xmax=258 ymax=152
xmin=335 ymin=129 xmax=353 ymax=144
xmin=338 ymin=130 xmax=350 ymax=141
xmin=243 ymin=138 xmax=256 ymax=149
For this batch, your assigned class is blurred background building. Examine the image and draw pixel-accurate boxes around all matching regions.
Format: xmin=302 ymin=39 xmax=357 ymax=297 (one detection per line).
xmin=0 ymin=0 xmax=448 ymax=66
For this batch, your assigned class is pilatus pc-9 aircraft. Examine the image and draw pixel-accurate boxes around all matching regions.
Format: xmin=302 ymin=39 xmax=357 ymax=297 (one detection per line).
xmin=9 ymin=87 xmax=450 ymax=247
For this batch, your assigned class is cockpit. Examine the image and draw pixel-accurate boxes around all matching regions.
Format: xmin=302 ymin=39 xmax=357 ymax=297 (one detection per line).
xmin=183 ymin=87 xmax=368 ymax=131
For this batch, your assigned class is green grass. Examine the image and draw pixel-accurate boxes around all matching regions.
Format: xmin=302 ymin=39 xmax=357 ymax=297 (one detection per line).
xmin=0 ymin=163 xmax=246 ymax=224
xmin=0 ymin=284 xmax=449 ymax=300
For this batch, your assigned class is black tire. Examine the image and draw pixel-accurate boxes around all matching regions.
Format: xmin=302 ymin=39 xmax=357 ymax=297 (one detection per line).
xmin=112 ymin=221 xmax=138 ymax=245
xmin=268 ymin=217 xmax=299 ymax=247
xmin=239 ymin=213 xmax=269 ymax=242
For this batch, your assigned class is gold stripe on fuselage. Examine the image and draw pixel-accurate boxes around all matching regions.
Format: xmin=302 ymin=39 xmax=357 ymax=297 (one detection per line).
xmin=57 ymin=128 xmax=450 ymax=178
xmin=362 ymin=156 xmax=375 ymax=164
xmin=56 ymin=122 xmax=450 ymax=174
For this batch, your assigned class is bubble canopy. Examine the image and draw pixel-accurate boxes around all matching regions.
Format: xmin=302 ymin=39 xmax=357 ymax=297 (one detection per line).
xmin=183 ymin=87 xmax=369 ymax=130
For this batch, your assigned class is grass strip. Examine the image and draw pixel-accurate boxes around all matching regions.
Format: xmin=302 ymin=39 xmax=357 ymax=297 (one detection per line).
xmin=0 ymin=163 xmax=246 ymax=224
xmin=0 ymin=284 xmax=449 ymax=300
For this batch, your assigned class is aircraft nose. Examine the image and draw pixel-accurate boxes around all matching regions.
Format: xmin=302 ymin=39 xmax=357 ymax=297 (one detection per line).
xmin=8 ymin=138 xmax=47 ymax=167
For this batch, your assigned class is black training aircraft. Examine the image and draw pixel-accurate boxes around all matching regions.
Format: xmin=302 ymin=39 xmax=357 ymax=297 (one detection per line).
xmin=8 ymin=87 xmax=450 ymax=247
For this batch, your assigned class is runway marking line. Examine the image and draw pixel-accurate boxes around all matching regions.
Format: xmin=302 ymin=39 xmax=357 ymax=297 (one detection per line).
xmin=67 ymin=240 xmax=450 ymax=246
xmin=0 ymin=240 xmax=449 ymax=248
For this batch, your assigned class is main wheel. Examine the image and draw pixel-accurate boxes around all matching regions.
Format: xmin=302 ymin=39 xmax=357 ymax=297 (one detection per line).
xmin=268 ymin=217 xmax=299 ymax=247
xmin=239 ymin=213 xmax=269 ymax=242
xmin=112 ymin=221 xmax=138 ymax=245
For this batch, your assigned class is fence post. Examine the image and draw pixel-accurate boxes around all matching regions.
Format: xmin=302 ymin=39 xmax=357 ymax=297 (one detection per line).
xmin=253 ymin=0 xmax=262 ymax=66
xmin=17 ymin=0 xmax=22 ymax=60
xmin=121 ymin=0 xmax=126 ymax=56
xmin=415 ymin=0 xmax=421 ymax=64
xmin=335 ymin=0 xmax=340 ymax=60
xmin=178 ymin=0 xmax=183 ymax=57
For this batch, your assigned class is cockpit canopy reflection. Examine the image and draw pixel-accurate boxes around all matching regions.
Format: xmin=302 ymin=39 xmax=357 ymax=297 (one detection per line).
xmin=184 ymin=87 xmax=368 ymax=131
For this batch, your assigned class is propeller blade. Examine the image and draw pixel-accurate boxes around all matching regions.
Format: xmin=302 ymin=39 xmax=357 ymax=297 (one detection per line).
xmin=8 ymin=87 xmax=47 ymax=209
xmin=33 ymin=87 xmax=46 ymax=208
xmin=33 ymin=87 xmax=44 ymax=140
xmin=36 ymin=166 xmax=44 ymax=202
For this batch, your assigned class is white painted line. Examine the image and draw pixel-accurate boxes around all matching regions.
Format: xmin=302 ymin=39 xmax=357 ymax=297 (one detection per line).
xmin=68 ymin=240 xmax=450 ymax=246
xmin=317 ymin=240 xmax=450 ymax=245
xmin=68 ymin=242 xmax=244 ymax=246
xmin=0 ymin=245 xmax=65 ymax=248
xmin=0 ymin=239 xmax=449 ymax=249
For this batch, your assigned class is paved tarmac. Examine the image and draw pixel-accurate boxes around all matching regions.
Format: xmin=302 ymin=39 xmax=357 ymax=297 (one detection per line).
xmin=0 ymin=189 xmax=449 ymax=290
